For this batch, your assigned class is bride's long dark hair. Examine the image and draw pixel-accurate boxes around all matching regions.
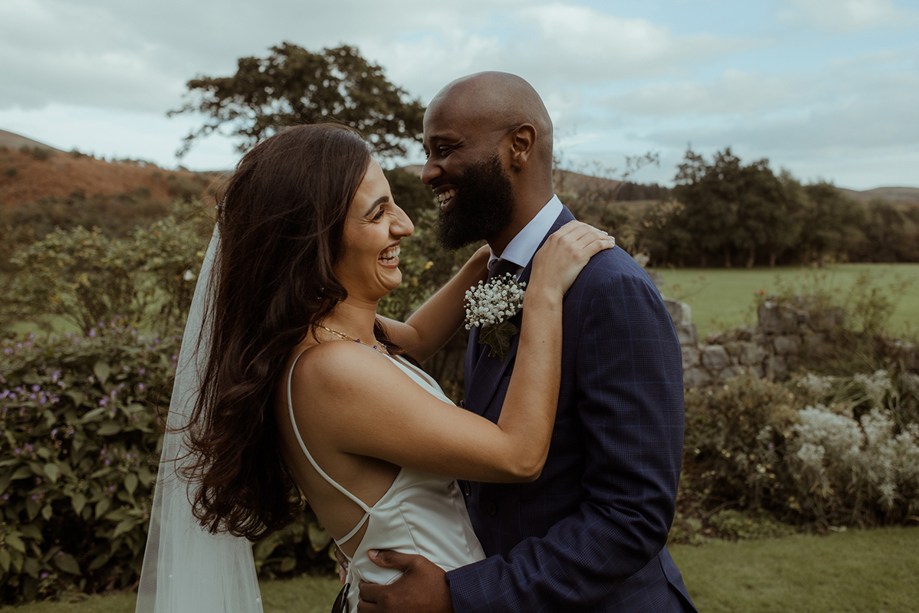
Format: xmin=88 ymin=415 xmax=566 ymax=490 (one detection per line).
xmin=184 ymin=123 xmax=381 ymax=539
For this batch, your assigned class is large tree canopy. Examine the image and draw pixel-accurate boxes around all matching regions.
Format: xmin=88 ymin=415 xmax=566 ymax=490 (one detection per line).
xmin=170 ymin=43 xmax=425 ymax=158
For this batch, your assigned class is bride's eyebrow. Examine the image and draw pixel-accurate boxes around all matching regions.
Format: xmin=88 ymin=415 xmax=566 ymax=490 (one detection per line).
xmin=364 ymin=196 xmax=389 ymax=217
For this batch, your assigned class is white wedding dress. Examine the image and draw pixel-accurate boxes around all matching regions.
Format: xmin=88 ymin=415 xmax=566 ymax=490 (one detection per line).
xmin=285 ymin=350 xmax=486 ymax=612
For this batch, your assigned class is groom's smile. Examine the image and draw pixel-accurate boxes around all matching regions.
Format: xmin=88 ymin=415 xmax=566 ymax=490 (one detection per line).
xmin=436 ymin=187 xmax=457 ymax=212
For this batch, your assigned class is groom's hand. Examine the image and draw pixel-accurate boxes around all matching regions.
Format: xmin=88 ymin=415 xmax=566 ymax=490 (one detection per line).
xmin=357 ymin=550 xmax=453 ymax=613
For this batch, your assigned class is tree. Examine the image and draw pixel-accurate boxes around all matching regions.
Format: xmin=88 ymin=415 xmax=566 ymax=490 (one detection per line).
xmin=170 ymin=43 xmax=425 ymax=158
xmin=799 ymin=182 xmax=866 ymax=267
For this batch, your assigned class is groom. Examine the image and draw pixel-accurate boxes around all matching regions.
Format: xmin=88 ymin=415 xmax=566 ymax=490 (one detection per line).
xmin=360 ymin=72 xmax=696 ymax=612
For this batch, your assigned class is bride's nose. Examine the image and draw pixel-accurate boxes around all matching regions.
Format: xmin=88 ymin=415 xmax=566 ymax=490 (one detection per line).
xmin=391 ymin=204 xmax=414 ymax=238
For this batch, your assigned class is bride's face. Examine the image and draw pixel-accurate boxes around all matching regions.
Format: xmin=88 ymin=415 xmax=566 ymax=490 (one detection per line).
xmin=334 ymin=159 xmax=414 ymax=302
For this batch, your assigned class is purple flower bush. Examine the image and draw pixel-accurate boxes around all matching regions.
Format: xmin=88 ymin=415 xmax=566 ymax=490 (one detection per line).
xmin=0 ymin=321 xmax=179 ymax=603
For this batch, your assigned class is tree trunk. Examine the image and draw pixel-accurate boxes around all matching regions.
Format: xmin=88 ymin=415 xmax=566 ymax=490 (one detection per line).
xmin=724 ymin=247 xmax=731 ymax=268
xmin=746 ymin=246 xmax=755 ymax=269
xmin=769 ymin=251 xmax=777 ymax=268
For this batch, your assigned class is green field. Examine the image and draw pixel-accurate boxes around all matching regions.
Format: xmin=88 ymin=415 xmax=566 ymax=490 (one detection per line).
xmin=4 ymin=527 xmax=916 ymax=612
xmin=650 ymin=263 xmax=919 ymax=339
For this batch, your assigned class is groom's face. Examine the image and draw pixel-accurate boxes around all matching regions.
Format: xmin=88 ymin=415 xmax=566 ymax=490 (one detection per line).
xmin=434 ymin=154 xmax=515 ymax=250
xmin=422 ymin=105 xmax=517 ymax=250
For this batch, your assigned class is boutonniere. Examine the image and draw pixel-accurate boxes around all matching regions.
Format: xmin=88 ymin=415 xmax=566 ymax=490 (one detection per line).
xmin=464 ymin=273 xmax=527 ymax=362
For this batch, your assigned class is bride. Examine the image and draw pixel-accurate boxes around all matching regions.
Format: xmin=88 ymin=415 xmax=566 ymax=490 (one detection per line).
xmin=135 ymin=123 xmax=613 ymax=612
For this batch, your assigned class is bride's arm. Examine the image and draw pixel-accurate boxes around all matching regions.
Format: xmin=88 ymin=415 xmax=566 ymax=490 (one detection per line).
xmin=296 ymin=223 xmax=613 ymax=482
xmin=378 ymin=245 xmax=490 ymax=362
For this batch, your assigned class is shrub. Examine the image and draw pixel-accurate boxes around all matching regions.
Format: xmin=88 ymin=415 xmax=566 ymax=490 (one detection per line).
xmin=0 ymin=323 xmax=177 ymax=602
xmin=18 ymin=146 xmax=55 ymax=162
xmin=0 ymin=324 xmax=335 ymax=604
xmin=4 ymin=167 xmax=16 ymax=178
xmin=786 ymin=369 xmax=919 ymax=526
xmin=681 ymin=367 xmax=919 ymax=531
xmin=3 ymin=202 xmax=211 ymax=336
xmin=683 ymin=373 xmax=798 ymax=509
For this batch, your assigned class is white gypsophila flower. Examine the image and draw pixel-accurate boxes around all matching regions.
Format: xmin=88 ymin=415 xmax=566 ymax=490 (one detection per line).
xmin=853 ymin=369 xmax=892 ymax=409
xmin=793 ymin=404 xmax=864 ymax=461
xmin=796 ymin=373 xmax=836 ymax=398
xmin=463 ymin=273 xmax=527 ymax=331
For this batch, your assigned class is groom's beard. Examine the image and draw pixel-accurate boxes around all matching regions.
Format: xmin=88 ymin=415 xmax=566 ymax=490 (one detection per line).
xmin=436 ymin=155 xmax=515 ymax=250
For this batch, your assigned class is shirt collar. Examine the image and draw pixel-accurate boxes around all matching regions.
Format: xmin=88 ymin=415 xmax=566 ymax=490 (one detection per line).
xmin=488 ymin=195 xmax=563 ymax=270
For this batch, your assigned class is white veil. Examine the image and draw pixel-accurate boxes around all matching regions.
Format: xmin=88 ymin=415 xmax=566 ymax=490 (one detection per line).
xmin=136 ymin=225 xmax=264 ymax=613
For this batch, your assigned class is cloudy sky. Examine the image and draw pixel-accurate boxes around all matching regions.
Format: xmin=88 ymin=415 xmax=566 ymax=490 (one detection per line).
xmin=1 ymin=0 xmax=917 ymax=190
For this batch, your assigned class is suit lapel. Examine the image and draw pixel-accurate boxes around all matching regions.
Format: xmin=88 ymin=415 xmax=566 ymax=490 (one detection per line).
xmin=465 ymin=207 xmax=576 ymax=418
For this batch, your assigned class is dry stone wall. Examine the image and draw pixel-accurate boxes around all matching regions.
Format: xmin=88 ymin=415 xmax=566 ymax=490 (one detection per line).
xmin=664 ymin=295 xmax=852 ymax=387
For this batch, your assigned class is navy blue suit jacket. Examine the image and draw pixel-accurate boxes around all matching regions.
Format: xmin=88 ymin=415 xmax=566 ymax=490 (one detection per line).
xmin=445 ymin=208 xmax=696 ymax=612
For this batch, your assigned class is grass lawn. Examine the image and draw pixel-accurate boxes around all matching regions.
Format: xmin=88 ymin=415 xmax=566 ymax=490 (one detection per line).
xmin=650 ymin=263 xmax=919 ymax=339
xmin=670 ymin=526 xmax=919 ymax=613
xmin=4 ymin=527 xmax=916 ymax=612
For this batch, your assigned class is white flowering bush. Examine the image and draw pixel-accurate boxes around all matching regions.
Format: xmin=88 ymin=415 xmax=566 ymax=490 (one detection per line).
xmin=789 ymin=403 xmax=919 ymax=524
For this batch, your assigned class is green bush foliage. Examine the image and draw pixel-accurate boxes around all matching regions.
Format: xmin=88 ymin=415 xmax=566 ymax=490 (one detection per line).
xmin=0 ymin=323 xmax=178 ymax=602
xmin=3 ymin=202 xmax=212 ymax=335
xmin=682 ymin=368 xmax=919 ymax=532
xmin=0 ymin=323 xmax=336 ymax=604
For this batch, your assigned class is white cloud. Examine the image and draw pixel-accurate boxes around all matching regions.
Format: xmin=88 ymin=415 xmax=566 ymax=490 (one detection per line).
xmin=778 ymin=0 xmax=918 ymax=32
xmin=506 ymin=4 xmax=759 ymax=83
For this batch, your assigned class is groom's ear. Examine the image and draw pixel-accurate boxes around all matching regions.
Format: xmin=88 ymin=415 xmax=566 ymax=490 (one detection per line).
xmin=509 ymin=123 xmax=537 ymax=169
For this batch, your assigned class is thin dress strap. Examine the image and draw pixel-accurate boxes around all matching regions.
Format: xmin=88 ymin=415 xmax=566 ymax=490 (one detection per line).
xmin=287 ymin=350 xmax=371 ymax=544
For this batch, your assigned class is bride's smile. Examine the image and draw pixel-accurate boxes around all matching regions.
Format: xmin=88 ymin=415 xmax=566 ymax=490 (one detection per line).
xmin=333 ymin=159 xmax=413 ymax=302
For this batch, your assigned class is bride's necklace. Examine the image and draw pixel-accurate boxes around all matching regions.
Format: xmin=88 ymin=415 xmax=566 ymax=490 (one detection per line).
xmin=316 ymin=324 xmax=390 ymax=356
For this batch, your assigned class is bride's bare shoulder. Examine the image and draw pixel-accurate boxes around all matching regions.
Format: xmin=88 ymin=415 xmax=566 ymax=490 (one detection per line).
xmin=290 ymin=341 xmax=389 ymax=391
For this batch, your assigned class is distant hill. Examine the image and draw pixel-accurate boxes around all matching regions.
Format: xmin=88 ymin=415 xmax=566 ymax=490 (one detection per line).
xmin=839 ymin=186 xmax=919 ymax=204
xmin=0 ymin=129 xmax=64 ymax=153
xmin=0 ymin=130 xmax=215 ymax=209
xmin=401 ymin=164 xmax=621 ymax=194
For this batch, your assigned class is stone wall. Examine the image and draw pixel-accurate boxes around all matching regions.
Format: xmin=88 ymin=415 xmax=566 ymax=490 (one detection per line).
xmin=664 ymin=296 xmax=852 ymax=387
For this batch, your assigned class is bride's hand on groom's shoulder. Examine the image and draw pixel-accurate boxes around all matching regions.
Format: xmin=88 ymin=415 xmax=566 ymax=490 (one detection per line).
xmin=531 ymin=221 xmax=615 ymax=297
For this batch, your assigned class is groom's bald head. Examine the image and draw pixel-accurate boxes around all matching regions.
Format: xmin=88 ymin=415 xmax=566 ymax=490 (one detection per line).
xmin=425 ymin=72 xmax=554 ymax=174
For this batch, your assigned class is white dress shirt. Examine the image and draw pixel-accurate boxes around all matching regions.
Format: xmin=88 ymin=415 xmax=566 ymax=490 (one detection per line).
xmin=488 ymin=195 xmax=564 ymax=274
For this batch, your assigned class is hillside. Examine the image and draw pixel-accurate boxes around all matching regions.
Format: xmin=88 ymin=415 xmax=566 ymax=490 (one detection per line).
xmin=0 ymin=129 xmax=64 ymax=153
xmin=839 ymin=186 xmax=919 ymax=204
xmin=401 ymin=164 xmax=621 ymax=194
xmin=0 ymin=143 xmax=215 ymax=209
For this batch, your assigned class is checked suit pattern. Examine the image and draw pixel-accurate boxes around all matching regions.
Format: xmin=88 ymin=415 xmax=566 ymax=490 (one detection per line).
xmin=446 ymin=207 xmax=697 ymax=612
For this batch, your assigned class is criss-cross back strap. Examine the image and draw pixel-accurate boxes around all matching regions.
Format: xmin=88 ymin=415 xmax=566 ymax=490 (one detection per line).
xmin=287 ymin=350 xmax=371 ymax=544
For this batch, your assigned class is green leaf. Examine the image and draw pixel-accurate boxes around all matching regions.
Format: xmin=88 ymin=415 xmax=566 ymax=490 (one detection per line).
xmin=97 ymin=421 xmax=122 ymax=436
xmin=44 ymin=463 xmax=60 ymax=483
xmin=72 ymin=492 xmax=87 ymax=514
xmin=280 ymin=556 xmax=296 ymax=573
xmin=65 ymin=390 xmax=85 ymax=406
xmin=54 ymin=553 xmax=80 ymax=575
xmin=11 ymin=465 xmax=33 ymax=480
xmin=19 ymin=524 xmax=42 ymax=541
xmin=125 ymin=473 xmax=138 ymax=496
xmin=25 ymin=497 xmax=40 ymax=521
xmin=478 ymin=321 xmax=519 ymax=362
xmin=95 ymin=497 xmax=112 ymax=520
xmin=41 ymin=504 xmax=53 ymax=521
xmin=112 ymin=518 xmax=134 ymax=540
xmin=24 ymin=556 xmax=39 ymax=578
xmin=307 ymin=522 xmax=331 ymax=552
xmin=79 ymin=407 xmax=107 ymax=424
xmin=93 ymin=360 xmax=112 ymax=383
xmin=88 ymin=553 xmax=110 ymax=571
xmin=6 ymin=533 xmax=26 ymax=553
xmin=0 ymin=548 xmax=10 ymax=573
